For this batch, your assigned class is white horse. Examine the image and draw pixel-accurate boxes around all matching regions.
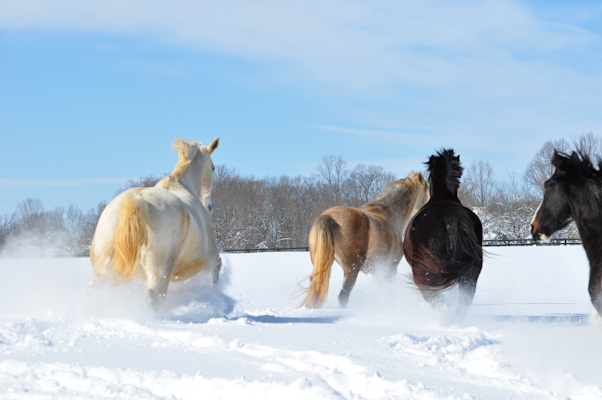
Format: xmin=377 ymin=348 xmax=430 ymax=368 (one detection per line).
xmin=90 ymin=137 xmax=221 ymax=308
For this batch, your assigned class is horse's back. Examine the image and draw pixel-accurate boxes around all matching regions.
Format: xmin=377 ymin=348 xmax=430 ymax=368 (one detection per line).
xmin=96 ymin=186 xmax=186 ymax=233
xmin=404 ymin=202 xmax=482 ymax=269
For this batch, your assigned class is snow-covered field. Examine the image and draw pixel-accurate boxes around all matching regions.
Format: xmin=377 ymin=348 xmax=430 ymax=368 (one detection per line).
xmin=0 ymin=246 xmax=601 ymax=399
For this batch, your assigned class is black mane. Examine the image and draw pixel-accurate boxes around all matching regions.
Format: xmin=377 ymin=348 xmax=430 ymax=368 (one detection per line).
xmin=425 ymin=149 xmax=463 ymax=196
xmin=552 ymin=150 xmax=602 ymax=182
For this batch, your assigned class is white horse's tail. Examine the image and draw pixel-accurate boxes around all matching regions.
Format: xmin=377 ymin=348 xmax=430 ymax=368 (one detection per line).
xmin=111 ymin=196 xmax=149 ymax=283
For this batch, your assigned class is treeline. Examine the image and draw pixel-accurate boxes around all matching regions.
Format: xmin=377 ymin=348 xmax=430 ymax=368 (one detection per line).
xmin=0 ymin=198 xmax=105 ymax=257
xmin=211 ymin=159 xmax=396 ymax=249
xmin=0 ymin=134 xmax=599 ymax=256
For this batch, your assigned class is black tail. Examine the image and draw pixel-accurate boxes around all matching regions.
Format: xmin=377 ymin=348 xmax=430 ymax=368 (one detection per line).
xmin=409 ymin=207 xmax=482 ymax=292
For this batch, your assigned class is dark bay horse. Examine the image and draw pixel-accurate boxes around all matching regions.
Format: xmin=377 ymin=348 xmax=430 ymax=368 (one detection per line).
xmin=403 ymin=149 xmax=483 ymax=320
xmin=531 ymin=150 xmax=602 ymax=319
xmin=299 ymin=171 xmax=429 ymax=308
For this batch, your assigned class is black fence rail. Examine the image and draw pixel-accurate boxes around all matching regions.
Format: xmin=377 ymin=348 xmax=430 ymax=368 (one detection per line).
xmin=483 ymin=238 xmax=581 ymax=246
xmin=221 ymin=238 xmax=582 ymax=253
xmin=222 ymin=246 xmax=310 ymax=254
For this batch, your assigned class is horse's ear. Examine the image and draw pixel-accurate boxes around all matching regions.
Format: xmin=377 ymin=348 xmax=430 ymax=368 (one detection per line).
xmin=551 ymin=150 xmax=566 ymax=172
xmin=207 ymin=137 xmax=220 ymax=154
xmin=570 ymin=151 xmax=581 ymax=163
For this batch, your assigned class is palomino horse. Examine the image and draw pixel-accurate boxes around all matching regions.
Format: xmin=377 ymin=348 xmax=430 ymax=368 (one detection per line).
xmin=299 ymin=171 xmax=429 ymax=308
xmin=403 ymin=149 xmax=483 ymax=321
xmin=531 ymin=150 xmax=602 ymax=319
xmin=90 ymin=137 xmax=221 ymax=308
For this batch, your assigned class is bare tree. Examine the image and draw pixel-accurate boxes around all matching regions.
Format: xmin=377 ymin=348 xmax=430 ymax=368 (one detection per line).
xmin=345 ymin=164 xmax=396 ymax=207
xmin=315 ymin=155 xmax=348 ymax=205
xmin=0 ymin=214 xmax=14 ymax=248
xmin=462 ymin=159 xmax=496 ymax=207
xmin=15 ymin=197 xmax=45 ymax=233
xmin=575 ymin=132 xmax=602 ymax=159
xmin=81 ymin=200 xmax=107 ymax=256
xmin=523 ymin=138 xmax=570 ymax=195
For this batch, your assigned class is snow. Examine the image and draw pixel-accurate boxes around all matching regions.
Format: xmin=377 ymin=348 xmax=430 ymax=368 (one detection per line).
xmin=0 ymin=247 xmax=601 ymax=399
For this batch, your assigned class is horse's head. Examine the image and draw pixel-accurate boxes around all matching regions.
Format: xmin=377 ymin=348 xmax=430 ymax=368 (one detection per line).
xmin=425 ymin=149 xmax=462 ymax=198
xmin=172 ymin=137 xmax=220 ymax=213
xmin=531 ymin=150 xmax=599 ymax=242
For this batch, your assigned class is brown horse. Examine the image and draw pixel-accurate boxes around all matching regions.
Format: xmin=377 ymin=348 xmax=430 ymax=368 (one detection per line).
xmin=403 ymin=149 xmax=483 ymax=321
xmin=299 ymin=171 xmax=429 ymax=308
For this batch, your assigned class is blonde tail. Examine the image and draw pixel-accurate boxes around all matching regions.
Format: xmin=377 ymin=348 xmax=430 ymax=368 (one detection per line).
xmin=299 ymin=215 xmax=336 ymax=308
xmin=111 ymin=196 xmax=149 ymax=283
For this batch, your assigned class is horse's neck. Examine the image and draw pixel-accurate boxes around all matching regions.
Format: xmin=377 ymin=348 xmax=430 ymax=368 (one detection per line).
xmin=156 ymin=175 xmax=200 ymax=205
xmin=176 ymin=153 xmax=208 ymax=201
xmin=157 ymin=164 xmax=204 ymax=204
xmin=369 ymin=189 xmax=414 ymax=229
xmin=177 ymin=174 xmax=203 ymax=200
xmin=573 ymin=199 xmax=602 ymax=266
xmin=431 ymin=188 xmax=459 ymax=203
xmin=578 ymin=226 xmax=602 ymax=269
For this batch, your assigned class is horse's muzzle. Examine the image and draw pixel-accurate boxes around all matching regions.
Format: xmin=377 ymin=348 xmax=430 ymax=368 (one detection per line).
xmin=530 ymin=222 xmax=537 ymax=239
xmin=531 ymin=222 xmax=550 ymax=242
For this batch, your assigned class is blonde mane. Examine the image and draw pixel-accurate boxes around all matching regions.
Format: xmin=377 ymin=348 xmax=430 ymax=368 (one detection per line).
xmin=370 ymin=175 xmax=423 ymax=205
xmin=169 ymin=138 xmax=198 ymax=181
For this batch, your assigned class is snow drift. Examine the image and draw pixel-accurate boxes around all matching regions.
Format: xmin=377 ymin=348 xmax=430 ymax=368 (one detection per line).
xmin=0 ymin=247 xmax=601 ymax=399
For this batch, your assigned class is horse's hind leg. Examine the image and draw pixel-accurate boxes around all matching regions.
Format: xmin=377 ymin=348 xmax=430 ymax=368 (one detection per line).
xmin=338 ymin=264 xmax=361 ymax=308
xmin=588 ymin=263 xmax=602 ymax=317
xmin=211 ymin=257 xmax=222 ymax=287
xmin=455 ymin=282 xmax=476 ymax=321
xmin=144 ymin=250 xmax=177 ymax=310
xmin=338 ymin=270 xmax=359 ymax=308
xmin=421 ymin=291 xmax=444 ymax=313
xmin=382 ymin=261 xmax=399 ymax=282
xmin=455 ymin=264 xmax=482 ymax=320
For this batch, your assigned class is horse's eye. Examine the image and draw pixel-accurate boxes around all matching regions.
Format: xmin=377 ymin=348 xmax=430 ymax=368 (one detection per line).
xmin=545 ymin=180 xmax=557 ymax=190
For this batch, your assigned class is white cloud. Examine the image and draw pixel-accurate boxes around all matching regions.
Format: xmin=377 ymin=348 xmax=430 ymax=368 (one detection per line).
xmin=0 ymin=0 xmax=596 ymax=90
xmin=2 ymin=0 xmax=602 ymax=174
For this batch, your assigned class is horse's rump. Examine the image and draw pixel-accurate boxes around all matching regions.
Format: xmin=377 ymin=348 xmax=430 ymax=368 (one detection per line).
xmin=405 ymin=206 xmax=482 ymax=293
xmin=90 ymin=193 xmax=151 ymax=284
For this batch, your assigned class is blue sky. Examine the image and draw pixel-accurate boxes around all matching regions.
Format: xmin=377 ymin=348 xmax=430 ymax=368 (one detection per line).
xmin=1 ymin=0 xmax=602 ymax=215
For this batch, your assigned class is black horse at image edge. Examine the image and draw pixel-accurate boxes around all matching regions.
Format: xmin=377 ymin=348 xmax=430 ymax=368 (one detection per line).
xmin=531 ymin=150 xmax=602 ymax=318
